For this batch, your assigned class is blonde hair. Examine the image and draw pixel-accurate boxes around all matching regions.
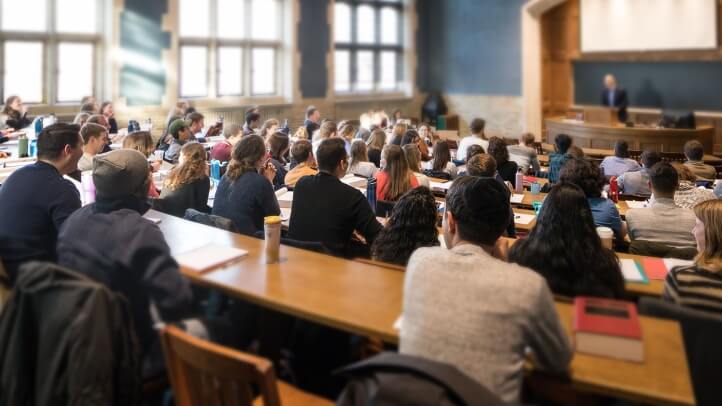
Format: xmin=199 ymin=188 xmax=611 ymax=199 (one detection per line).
xmin=122 ymin=131 xmax=154 ymax=157
xmin=349 ymin=139 xmax=369 ymax=168
xmin=693 ymin=200 xmax=722 ymax=272
xmin=392 ymin=122 xmax=407 ymax=138
xmin=380 ymin=145 xmax=413 ymax=201
xmin=366 ymin=129 xmax=386 ymax=151
xmin=164 ymin=143 xmax=207 ymax=191
xmin=339 ymin=123 xmax=355 ymax=141
xmin=317 ymin=121 xmax=337 ymax=140
xmin=293 ymin=126 xmax=309 ymax=140
xmin=403 ymin=144 xmax=422 ymax=172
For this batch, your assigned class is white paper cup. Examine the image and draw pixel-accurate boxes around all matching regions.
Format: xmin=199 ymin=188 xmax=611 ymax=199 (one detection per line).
xmin=596 ymin=226 xmax=613 ymax=249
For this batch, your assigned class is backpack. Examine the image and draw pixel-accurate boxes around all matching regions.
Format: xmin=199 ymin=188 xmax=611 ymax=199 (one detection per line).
xmin=335 ymin=352 xmax=506 ymax=406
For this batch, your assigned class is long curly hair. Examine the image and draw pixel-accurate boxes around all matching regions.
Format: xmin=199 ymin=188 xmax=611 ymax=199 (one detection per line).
xmin=508 ymin=183 xmax=625 ymax=298
xmin=371 ymin=187 xmax=440 ymax=266
xmin=226 ymin=134 xmax=266 ymax=181
xmin=164 ymin=143 xmax=208 ymax=191
xmin=487 ymin=136 xmax=510 ymax=165
xmin=559 ymin=157 xmax=605 ymax=198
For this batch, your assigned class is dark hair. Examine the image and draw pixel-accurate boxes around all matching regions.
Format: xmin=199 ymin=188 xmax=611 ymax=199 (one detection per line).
xmin=400 ymin=130 xmax=419 ymax=146
xmin=684 ymin=140 xmax=704 ymax=161
xmin=641 ymin=149 xmax=661 ymax=169
xmin=100 ymin=101 xmax=112 ymax=115
xmin=469 ymin=118 xmax=486 ymax=136
xmin=187 ymin=112 xmax=204 ymax=124
xmin=466 ymin=154 xmax=497 ymax=177
xmin=521 ymin=132 xmax=535 ymax=146
xmin=445 ymin=176 xmax=509 ymax=246
xmin=465 ymin=144 xmax=485 ymax=161
xmin=87 ymin=114 xmax=108 ymax=129
xmin=223 ymin=123 xmax=243 ymax=139
xmin=306 ymin=105 xmax=318 ymax=118
xmin=649 ymin=162 xmax=679 ymax=194
xmin=432 ymin=141 xmax=451 ymax=172
xmin=487 ymin=137 xmax=509 ymax=165
xmin=558 ymin=158 xmax=604 ymax=198
xmin=614 ymin=140 xmax=629 ymax=158
xmin=371 ymin=187 xmax=440 ymax=265
xmin=37 ymin=123 xmax=82 ymax=161
xmin=245 ymin=111 xmax=261 ymax=126
xmin=226 ymin=135 xmax=266 ymax=181
xmin=291 ymin=139 xmax=313 ymax=163
xmin=509 ymin=183 xmax=625 ymax=298
xmin=268 ymin=132 xmax=289 ymax=164
xmin=316 ymin=138 xmax=347 ymax=173
xmin=555 ymin=133 xmax=572 ymax=154
xmin=80 ymin=123 xmax=107 ymax=144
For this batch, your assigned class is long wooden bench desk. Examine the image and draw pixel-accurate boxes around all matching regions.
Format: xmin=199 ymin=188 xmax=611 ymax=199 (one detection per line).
xmin=150 ymin=210 xmax=694 ymax=405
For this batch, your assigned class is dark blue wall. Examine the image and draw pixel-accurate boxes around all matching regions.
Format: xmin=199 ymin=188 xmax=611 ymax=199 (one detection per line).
xmin=298 ymin=0 xmax=330 ymax=98
xmin=416 ymin=0 xmax=525 ymax=96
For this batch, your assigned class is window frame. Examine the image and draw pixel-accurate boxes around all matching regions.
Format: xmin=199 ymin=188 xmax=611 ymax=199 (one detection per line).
xmin=177 ymin=0 xmax=284 ymax=100
xmin=334 ymin=0 xmax=404 ymax=95
xmin=0 ymin=0 xmax=103 ymax=105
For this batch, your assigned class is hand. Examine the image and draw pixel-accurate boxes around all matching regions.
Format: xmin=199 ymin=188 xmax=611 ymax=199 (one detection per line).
xmin=491 ymin=238 xmax=510 ymax=262
xmin=0 ymin=151 xmax=8 ymax=158
xmin=150 ymin=160 xmax=161 ymax=172
xmin=261 ymin=160 xmax=276 ymax=183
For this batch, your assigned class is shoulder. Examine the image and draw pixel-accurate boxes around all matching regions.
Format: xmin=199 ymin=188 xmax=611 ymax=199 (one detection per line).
xmin=406 ymin=247 xmax=448 ymax=274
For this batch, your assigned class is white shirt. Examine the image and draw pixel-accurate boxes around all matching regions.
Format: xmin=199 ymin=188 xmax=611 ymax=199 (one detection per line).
xmin=456 ymin=136 xmax=489 ymax=161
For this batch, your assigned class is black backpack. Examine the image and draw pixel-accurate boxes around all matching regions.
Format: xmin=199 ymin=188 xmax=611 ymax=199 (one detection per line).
xmin=334 ymin=352 xmax=507 ymax=406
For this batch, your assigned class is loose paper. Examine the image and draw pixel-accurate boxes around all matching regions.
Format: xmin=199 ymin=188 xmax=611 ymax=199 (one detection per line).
xmin=175 ymin=243 xmax=248 ymax=273
xmin=510 ymin=194 xmax=525 ymax=204
xmin=620 ymin=259 xmax=647 ymax=283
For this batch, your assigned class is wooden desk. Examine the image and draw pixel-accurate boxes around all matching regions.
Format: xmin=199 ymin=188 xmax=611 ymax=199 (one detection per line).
xmin=539 ymin=143 xmax=722 ymax=165
xmin=151 ymin=211 xmax=693 ymax=405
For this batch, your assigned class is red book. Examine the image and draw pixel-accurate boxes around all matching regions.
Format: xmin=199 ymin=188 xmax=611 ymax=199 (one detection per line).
xmin=641 ymin=258 xmax=668 ymax=280
xmin=523 ymin=176 xmax=538 ymax=183
xmin=573 ymin=297 xmax=644 ymax=362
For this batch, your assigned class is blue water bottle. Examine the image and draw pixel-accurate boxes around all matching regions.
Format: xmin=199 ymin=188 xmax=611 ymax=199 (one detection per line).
xmin=28 ymin=139 xmax=37 ymax=157
xmin=34 ymin=116 xmax=43 ymax=135
xmin=366 ymin=177 xmax=377 ymax=213
xmin=210 ymin=159 xmax=221 ymax=181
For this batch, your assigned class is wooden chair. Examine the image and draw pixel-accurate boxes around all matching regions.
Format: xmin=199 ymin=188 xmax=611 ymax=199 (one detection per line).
xmin=159 ymin=325 xmax=332 ymax=406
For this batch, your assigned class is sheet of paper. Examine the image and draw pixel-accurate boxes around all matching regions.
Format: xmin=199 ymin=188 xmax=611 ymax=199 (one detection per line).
xmin=175 ymin=243 xmax=248 ymax=273
xmin=620 ymin=259 xmax=646 ymax=283
xmin=280 ymin=207 xmax=291 ymax=221
xmin=514 ymin=213 xmax=535 ymax=225
xmin=429 ymin=181 xmax=452 ymax=191
xmin=510 ymin=194 xmax=525 ymax=204
xmin=276 ymin=190 xmax=294 ymax=208
xmin=341 ymin=174 xmax=367 ymax=188
xmin=663 ymin=258 xmax=694 ymax=271
xmin=625 ymin=200 xmax=649 ymax=209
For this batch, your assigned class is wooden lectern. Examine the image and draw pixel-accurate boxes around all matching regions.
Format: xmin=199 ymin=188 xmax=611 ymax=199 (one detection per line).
xmin=582 ymin=106 xmax=618 ymax=126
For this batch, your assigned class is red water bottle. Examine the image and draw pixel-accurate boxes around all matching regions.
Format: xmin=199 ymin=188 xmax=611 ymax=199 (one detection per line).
xmin=609 ymin=176 xmax=619 ymax=203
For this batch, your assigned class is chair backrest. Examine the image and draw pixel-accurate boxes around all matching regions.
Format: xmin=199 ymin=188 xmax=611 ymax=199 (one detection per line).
xmin=184 ymin=209 xmax=237 ymax=232
xmin=639 ymin=298 xmax=722 ymax=406
xmin=629 ymin=240 xmax=697 ymax=260
xmin=160 ymin=325 xmax=281 ymax=406
xmin=422 ymin=169 xmax=452 ymax=180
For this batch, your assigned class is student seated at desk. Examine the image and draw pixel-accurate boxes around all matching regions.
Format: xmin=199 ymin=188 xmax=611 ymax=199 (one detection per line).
xmin=288 ymin=138 xmax=382 ymax=258
xmin=600 ymin=140 xmax=640 ymax=178
xmin=156 ymin=143 xmax=211 ymax=218
xmin=466 ymin=154 xmax=516 ymax=238
xmin=164 ymin=118 xmax=192 ymax=164
xmin=403 ymin=144 xmax=430 ymax=188
xmin=664 ymin=200 xmax=722 ymax=314
xmin=424 ymin=141 xmax=457 ymax=179
xmin=0 ymin=123 xmax=82 ymax=280
xmin=684 ymin=140 xmax=716 ymax=180
xmin=77 ymin=123 xmax=108 ymax=172
xmin=508 ymin=132 xmax=541 ymax=175
xmin=559 ymin=158 xmax=627 ymax=242
xmin=371 ymin=187 xmax=439 ymax=266
xmin=212 ymin=135 xmax=280 ymax=236
xmin=671 ymin=162 xmax=716 ymax=209
xmin=312 ymin=121 xmax=336 ymax=158
xmin=375 ymin=145 xmax=419 ymax=202
xmin=626 ymin=162 xmax=697 ymax=249
xmin=488 ymin=137 xmax=518 ymax=188
xmin=388 ymin=122 xmax=407 ymax=146
xmin=618 ymin=149 xmax=661 ymax=196
xmin=400 ymin=176 xmax=572 ymax=403
xmin=56 ymin=149 xmax=197 ymax=376
xmin=258 ymin=118 xmax=279 ymax=140
xmin=284 ymin=139 xmax=317 ymax=187
xmin=509 ymin=183 xmax=625 ymax=299
xmin=210 ymin=123 xmax=242 ymax=163
xmin=366 ymin=129 xmax=386 ymax=168
xmin=347 ymin=139 xmax=378 ymax=178
xmin=267 ymin=132 xmax=289 ymax=190
xmin=0 ymin=95 xmax=32 ymax=131
xmin=547 ymin=133 xmax=573 ymax=184
xmin=455 ymin=118 xmax=488 ymax=162
xmin=123 ymin=131 xmax=160 ymax=198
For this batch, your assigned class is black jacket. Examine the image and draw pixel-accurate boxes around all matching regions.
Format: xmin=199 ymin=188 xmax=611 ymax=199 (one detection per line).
xmin=601 ymin=87 xmax=629 ymax=122
xmin=156 ymin=177 xmax=211 ymax=218
xmin=0 ymin=262 xmax=141 ymax=405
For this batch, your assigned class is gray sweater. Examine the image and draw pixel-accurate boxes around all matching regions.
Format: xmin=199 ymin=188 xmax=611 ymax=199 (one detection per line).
xmin=400 ymin=244 xmax=572 ymax=403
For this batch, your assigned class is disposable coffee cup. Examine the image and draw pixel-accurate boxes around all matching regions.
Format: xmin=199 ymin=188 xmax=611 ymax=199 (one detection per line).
xmin=596 ymin=226 xmax=613 ymax=250
xmin=264 ymin=216 xmax=282 ymax=264
xmin=530 ymin=182 xmax=541 ymax=195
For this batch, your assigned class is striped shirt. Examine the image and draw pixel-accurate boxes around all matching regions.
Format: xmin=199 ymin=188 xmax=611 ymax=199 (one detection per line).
xmin=663 ymin=265 xmax=722 ymax=314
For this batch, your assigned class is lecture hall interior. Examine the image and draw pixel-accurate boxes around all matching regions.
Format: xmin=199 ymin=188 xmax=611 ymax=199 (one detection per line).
xmin=1 ymin=0 xmax=722 ymax=405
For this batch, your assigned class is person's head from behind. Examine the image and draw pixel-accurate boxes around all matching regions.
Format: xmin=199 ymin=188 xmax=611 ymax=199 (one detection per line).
xmin=604 ymin=74 xmax=617 ymax=90
xmin=87 ymin=114 xmax=110 ymax=131
xmin=317 ymin=120 xmax=337 ymax=141
xmin=367 ymin=129 xmax=386 ymax=150
xmin=536 ymin=183 xmax=599 ymax=241
xmin=37 ymin=123 xmax=83 ymax=174
xmin=306 ymin=105 xmax=320 ymax=123
xmin=2 ymin=95 xmax=23 ymax=116
xmin=554 ymin=133 xmax=572 ymax=154
xmin=520 ymin=132 xmax=535 ymax=147
xmin=559 ymin=158 xmax=604 ymax=198
xmin=122 ymin=131 xmax=154 ymax=157
xmin=641 ymin=149 xmax=661 ymax=169
xmin=392 ymin=122 xmax=407 ymax=138
xmin=245 ymin=111 xmax=261 ymax=130
xmin=614 ymin=140 xmax=629 ymax=158
xmin=293 ymin=126 xmax=309 ymax=141
xmin=402 ymin=144 xmax=422 ymax=173
xmin=185 ymin=112 xmax=204 ymax=134
xmin=568 ymin=145 xmax=584 ymax=159
xmin=291 ymin=139 xmax=315 ymax=167
xmin=432 ymin=141 xmax=451 ymax=172
xmin=81 ymin=95 xmax=97 ymax=106
xmin=316 ymin=137 xmax=348 ymax=177
xmin=692 ymin=200 xmax=722 ymax=270
xmin=443 ymin=176 xmax=509 ymax=249
xmin=487 ymin=137 xmax=509 ymax=165
xmin=223 ymin=123 xmax=243 ymax=145
xmin=259 ymin=118 xmax=279 ymax=138
xmin=73 ymin=112 xmax=90 ymax=126
xmin=80 ymin=123 xmax=108 ymax=155
xmin=648 ymin=162 xmax=679 ymax=198
xmin=469 ymin=118 xmax=486 ymax=137
xmin=684 ymin=140 xmax=704 ymax=162
xmin=466 ymin=154 xmax=497 ymax=178
xmin=401 ymin=130 xmax=419 ymax=147
xmin=338 ymin=123 xmax=355 ymax=141
xmin=93 ymin=149 xmax=149 ymax=204
xmin=349 ymin=139 xmax=369 ymax=167
xmin=165 ymin=143 xmax=207 ymax=191
xmin=267 ymin=132 xmax=290 ymax=162
xmin=465 ymin=144 xmax=484 ymax=162
xmin=226 ymin=134 xmax=267 ymax=181
xmin=380 ymin=144 xmax=412 ymax=201
xmin=169 ymin=119 xmax=191 ymax=143
xmin=80 ymin=102 xmax=99 ymax=115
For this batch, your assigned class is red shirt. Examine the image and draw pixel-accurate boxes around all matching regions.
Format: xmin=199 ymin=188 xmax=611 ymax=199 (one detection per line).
xmin=374 ymin=170 xmax=419 ymax=201
xmin=210 ymin=141 xmax=232 ymax=162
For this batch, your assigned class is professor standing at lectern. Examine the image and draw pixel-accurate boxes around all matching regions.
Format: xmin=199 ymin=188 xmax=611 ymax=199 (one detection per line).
xmin=601 ymin=74 xmax=628 ymax=122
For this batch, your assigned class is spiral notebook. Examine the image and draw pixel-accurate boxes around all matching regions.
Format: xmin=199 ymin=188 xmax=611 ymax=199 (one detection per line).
xmin=175 ymin=243 xmax=248 ymax=273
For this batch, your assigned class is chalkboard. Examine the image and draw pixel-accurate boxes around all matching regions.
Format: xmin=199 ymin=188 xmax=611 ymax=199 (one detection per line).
xmin=573 ymin=60 xmax=722 ymax=112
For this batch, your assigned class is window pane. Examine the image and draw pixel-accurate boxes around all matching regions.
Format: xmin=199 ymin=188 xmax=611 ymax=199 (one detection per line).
xmin=380 ymin=51 xmax=396 ymax=90
xmin=218 ymin=47 xmax=242 ymax=96
xmin=4 ymin=42 xmax=43 ymax=103
xmin=179 ymin=0 xmax=209 ymax=38
xmin=380 ymin=7 xmax=399 ymax=45
xmin=1 ymin=0 xmax=46 ymax=32
xmin=56 ymin=0 xmax=97 ymax=33
xmin=334 ymin=3 xmax=351 ymax=43
xmin=252 ymin=48 xmax=275 ymax=95
xmin=357 ymin=5 xmax=376 ymax=44
xmin=180 ymin=46 xmax=208 ymax=97
xmin=57 ymin=43 xmax=94 ymax=103
xmin=217 ymin=0 xmax=244 ymax=39
xmin=335 ymin=50 xmax=350 ymax=92
xmin=356 ymin=51 xmax=374 ymax=91
xmin=251 ymin=0 xmax=278 ymax=40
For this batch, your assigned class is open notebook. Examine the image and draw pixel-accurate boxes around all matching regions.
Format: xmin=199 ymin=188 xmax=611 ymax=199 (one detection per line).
xmin=175 ymin=243 xmax=248 ymax=273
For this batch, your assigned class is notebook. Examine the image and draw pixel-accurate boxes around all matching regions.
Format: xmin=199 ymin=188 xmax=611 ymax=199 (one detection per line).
xmin=625 ymin=200 xmax=649 ymax=209
xmin=175 ymin=244 xmax=248 ymax=273
xmin=429 ymin=181 xmax=452 ymax=191
xmin=514 ymin=213 xmax=535 ymax=225
xmin=510 ymin=194 xmax=525 ymax=204
xmin=620 ymin=259 xmax=648 ymax=283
